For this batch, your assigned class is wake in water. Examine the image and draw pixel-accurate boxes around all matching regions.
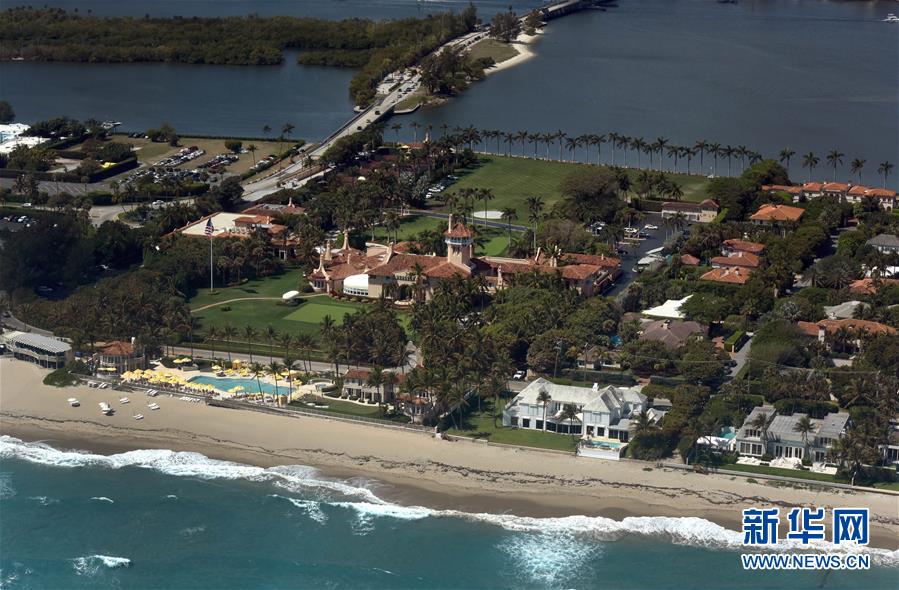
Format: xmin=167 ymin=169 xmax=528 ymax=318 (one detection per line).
xmin=71 ymin=555 xmax=132 ymax=576
xmin=2 ymin=435 xmax=897 ymax=568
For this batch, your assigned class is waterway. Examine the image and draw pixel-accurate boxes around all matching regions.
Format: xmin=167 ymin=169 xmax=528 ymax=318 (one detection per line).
xmin=2 ymin=0 xmax=896 ymax=179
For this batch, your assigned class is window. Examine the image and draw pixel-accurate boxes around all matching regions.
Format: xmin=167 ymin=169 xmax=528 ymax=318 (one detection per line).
xmin=536 ymin=420 xmax=543 ymax=430
xmin=522 ymin=419 xmax=530 ymax=429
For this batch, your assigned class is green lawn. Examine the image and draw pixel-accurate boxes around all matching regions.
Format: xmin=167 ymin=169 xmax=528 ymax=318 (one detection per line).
xmin=189 ymin=273 xmax=302 ymax=309
xmin=445 ymin=400 xmax=578 ymax=452
xmin=291 ymin=395 xmax=410 ymax=423
xmin=441 ymin=156 xmax=710 ymax=221
xmin=372 ymin=216 xmax=512 ymax=256
xmin=468 ymin=38 xmax=519 ymax=64
xmin=283 ymin=297 xmax=367 ymax=325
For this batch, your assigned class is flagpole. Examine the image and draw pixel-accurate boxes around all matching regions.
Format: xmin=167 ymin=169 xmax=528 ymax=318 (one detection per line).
xmin=209 ymin=233 xmax=214 ymax=292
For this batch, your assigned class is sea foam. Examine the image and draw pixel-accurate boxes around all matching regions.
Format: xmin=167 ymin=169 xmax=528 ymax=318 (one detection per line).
xmin=71 ymin=555 xmax=132 ymax=576
xmin=3 ymin=436 xmax=897 ymax=567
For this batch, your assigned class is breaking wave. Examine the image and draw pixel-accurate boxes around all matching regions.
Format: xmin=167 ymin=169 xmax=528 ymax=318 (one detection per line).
xmin=27 ymin=496 xmax=59 ymax=506
xmin=90 ymin=496 xmax=114 ymax=503
xmin=3 ymin=436 xmax=897 ymax=568
xmin=71 ymin=555 xmax=131 ymax=576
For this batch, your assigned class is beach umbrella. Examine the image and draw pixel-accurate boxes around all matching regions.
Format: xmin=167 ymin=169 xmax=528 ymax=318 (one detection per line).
xmin=212 ymin=365 xmax=222 ymax=371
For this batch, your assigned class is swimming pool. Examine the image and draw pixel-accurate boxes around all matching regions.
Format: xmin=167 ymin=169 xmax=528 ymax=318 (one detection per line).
xmin=189 ymin=376 xmax=285 ymax=395
xmin=584 ymin=440 xmax=622 ymax=450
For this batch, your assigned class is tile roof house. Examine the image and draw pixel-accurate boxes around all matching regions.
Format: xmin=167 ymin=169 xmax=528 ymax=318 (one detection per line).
xmin=848 ymin=277 xmax=899 ymax=295
xmin=639 ymin=319 xmax=706 ymax=349
xmin=797 ymin=318 xmax=896 ymax=353
xmin=95 ymin=339 xmax=146 ymax=374
xmin=679 ymin=254 xmax=700 ymax=266
xmin=661 ymin=200 xmax=719 ymax=223
xmin=710 ymin=251 xmax=761 ymax=269
xmin=700 ymin=266 xmax=752 ymax=285
xmin=309 ymin=217 xmax=621 ymax=301
xmin=750 ymin=203 xmax=804 ymax=224
xmin=722 ymin=239 xmax=765 ymax=255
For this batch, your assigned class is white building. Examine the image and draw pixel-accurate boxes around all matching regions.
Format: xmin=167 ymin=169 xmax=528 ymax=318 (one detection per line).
xmin=502 ymin=378 xmax=647 ymax=441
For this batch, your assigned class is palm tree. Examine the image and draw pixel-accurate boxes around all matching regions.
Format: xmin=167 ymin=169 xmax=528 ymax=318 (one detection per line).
xmin=594 ymin=134 xmax=607 ymax=165
xmin=559 ymin=403 xmax=581 ymax=437
xmin=204 ymin=326 xmax=220 ymax=361
xmin=221 ymin=324 xmax=236 ymax=363
xmin=526 ymin=195 xmax=544 ymax=252
xmin=409 ymin=121 xmax=421 ymax=143
xmin=878 ymin=161 xmax=894 ymax=187
xmin=295 ymin=333 xmax=314 ymax=373
xmin=565 ymin=136 xmax=578 ymax=162
xmin=654 ymin=137 xmax=669 ymax=170
xmin=265 ymin=324 xmax=278 ymax=364
xmin=268 ymin=361 xmax=283 ymax=404
xmin=634 ymin=409 xmax=653 ymax=437
xmin=849 ymin=158 xmax=866 ymax=184
xmin=243 ymin=325 xmax=256 ymax=363
xmin=250 ymin=362 xmax=266 ymax=398
xmin=617 ymin=135 xmax=631 ymax=167
xmin=694 ymin=139 xmax=708 ymax=173
xmin=736 ymin=145 xmax=749 ymax=173
xmin=536 ymin=387 xmax=551 ymax=431
xmin=722 ymin=145 xmax=735 ymax=177
xmin=515 ymin=130 xmax=529 ymax=156
xmin=500 ymin=207 xmax=517 ymax=250
xmin=246 ymin=144 xmax=257 ymax=167
xmin=262 ymin=124 xmax=271 ymax=139
xmin=555 ymin=130 xmax=566 ymax=162
xmin=382 ymin=371 xmax=399 ymax=411
xmin=608 ymin=132 xmax=620 ymax=166
xmin=390 ymin=122 xmax=402 ymax=142
xmin=750 ymin=411 xmax=777 ymax=454
xmin=528 ymin=132 xmax=540 ymax=159
xmin=793 ymin=415 xmax=814 ymax=461
xmin=708 ymin=142 xmax=721 ymax=177
xmin=826 ymin=149 xmax=845 ymax=181
xmin=479 ymin=188 xmax=493 ymax=228
xmin=367 ymin=366 xmax=385 ymax=408
xmin=279 ymin=122 xmax=295 ymax=168
xmin=802 ymin=152 xmax=820 ymax=182
xmin=779 ymin=148 xmax=796 ymax=170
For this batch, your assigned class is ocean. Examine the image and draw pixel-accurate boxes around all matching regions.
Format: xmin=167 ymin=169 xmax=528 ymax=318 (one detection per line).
xmin=1 ymin=436 xmax=897 ymax=589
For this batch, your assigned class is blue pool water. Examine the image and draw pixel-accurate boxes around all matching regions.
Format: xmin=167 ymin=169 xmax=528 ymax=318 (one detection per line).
xmin=188 ymin=376 xmax=284 ymax=395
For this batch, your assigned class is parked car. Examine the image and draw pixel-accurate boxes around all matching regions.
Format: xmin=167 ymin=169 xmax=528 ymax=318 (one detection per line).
xmin=644 ymin=224 xmax=659 ymax=230
xmin=512 ymin=370 xmax=526 ymax=380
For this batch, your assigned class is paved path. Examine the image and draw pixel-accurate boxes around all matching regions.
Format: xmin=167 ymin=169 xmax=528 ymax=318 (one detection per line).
xmin=729 ymin=335 xmax=753 ymax=377
xmin=190 ymin=296 xmax=283 ymax=313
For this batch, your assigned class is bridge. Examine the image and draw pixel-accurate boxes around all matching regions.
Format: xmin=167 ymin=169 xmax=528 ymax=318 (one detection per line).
xmin=242 ymin=0 xmax=595 ymax=200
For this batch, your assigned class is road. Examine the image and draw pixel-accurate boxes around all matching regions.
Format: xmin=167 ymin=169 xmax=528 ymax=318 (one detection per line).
xmin=729 ymin=334 xmax=753 ymax=378
xmin=605 ymin=212 xmax=691 ymax=297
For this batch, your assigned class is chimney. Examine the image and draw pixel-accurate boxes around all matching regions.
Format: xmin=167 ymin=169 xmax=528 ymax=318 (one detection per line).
xmin=342 ymin=230 xmax=350 ymax=251
xmin=324 ymin=241 xmax=332 ymax=262
xmin=447 ymin=214 xmax=453 ymax=231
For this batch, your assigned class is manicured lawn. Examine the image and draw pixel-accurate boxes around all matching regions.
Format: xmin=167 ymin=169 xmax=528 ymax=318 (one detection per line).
xmin=446 ymin=400 xmax=578 ymax=452
xmin=189 ymin=273 xmax=302 ymax=310
xmin=283 ymin=297 xmax=367 ymax=325
xmin=873 ymin=481 xmax=899 ymax=491
xmin=194 ymin=299 xmax=303 ymax=334
xmin=441 ymin=156 xmax=710 ymax=221
xmin=291 ymin=395 xmax=410 ymax=423
xmin=468 ymin=38 xmax=519 ymax=64
xmin=371 ymin=215 xmax=445 ymax=242
xmin=478 ymin=232 xmax=510 ymax=256
xmin=723 ymin=463 xmax=838 ymax=483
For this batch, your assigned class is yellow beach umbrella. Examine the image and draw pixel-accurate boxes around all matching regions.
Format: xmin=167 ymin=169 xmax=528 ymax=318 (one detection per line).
xmin=212 ymin=365 xmax=222 ymax=371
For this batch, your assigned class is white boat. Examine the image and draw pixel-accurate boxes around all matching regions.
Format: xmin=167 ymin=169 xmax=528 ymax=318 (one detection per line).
xmin=67 ymin=398 xmax=80 ymax=407
xmin=119 ymin=397 xmax=130 ymax=404
xmin=147 ymin=402 xmax=160 ymax=410
xmin=99 ymin=402 xmax=113 ymax=415
xmin=885 ymin=14 xmax=899 ymax=22
xmin=133 ymin=413 xmax=144 ymax=420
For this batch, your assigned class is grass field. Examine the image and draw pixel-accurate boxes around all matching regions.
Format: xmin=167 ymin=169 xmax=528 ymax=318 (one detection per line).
xmin=291 ymin=396 xmax=410 ymax=423
xmin=467 ymin=38 xmax=519 ymax=64
xmin=120 ymin=136 xmax=285 ymax=175
xmin=283 ymin=297 xmax=367 ymax=324
xmin=723 ymin=463 xmax=839 ymax=483
xmin=445 ymin=400 xmax=578 ymax=452
xmin=441 ymin=156 xmax=711 ymax=221
xmin=189 ymin=273 xmax=301 ymax=310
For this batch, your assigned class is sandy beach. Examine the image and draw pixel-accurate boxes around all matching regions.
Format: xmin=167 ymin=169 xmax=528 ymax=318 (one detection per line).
xmin=2 ymin=358 xmax=897 ymax=550
xmin=483 ymin=30 xmax=541 ymax=77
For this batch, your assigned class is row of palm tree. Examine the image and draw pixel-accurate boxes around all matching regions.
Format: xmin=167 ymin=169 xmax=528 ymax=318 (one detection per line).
xmin=388 ymin=122 xmax=895 ymax=185
xmin=203 ymin=323 xmax=317 ymax=371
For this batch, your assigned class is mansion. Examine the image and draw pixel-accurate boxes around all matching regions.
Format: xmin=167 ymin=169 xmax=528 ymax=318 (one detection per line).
xmin=308 ymin=217 xmax=622 ymax=301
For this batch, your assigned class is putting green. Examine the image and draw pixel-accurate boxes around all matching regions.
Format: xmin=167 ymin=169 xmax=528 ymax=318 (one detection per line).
xmin=283 ymin=297 xmax=364 ymax=325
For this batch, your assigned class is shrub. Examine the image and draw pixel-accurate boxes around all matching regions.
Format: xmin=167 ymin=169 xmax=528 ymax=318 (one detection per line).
xmin=761 ymin=453 xmax=774 ymax=462
xmin=220 ymin=305 xmax=231 ymax=312
xmin=66 ymin=360 xmax=91 ymax=375
xmin=42 ymin=367 xmax=78 ymax=387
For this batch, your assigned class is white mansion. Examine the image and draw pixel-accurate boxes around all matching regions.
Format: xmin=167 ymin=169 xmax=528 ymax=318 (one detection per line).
xmin=502 ymin=378 xmax=647 ymax=441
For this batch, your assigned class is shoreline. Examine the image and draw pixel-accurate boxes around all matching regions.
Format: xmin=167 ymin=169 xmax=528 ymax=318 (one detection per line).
xmin=481 ymin=30 xmax=541 ymax=77
xmin=2 ymin=358 xmax=898 ymax=551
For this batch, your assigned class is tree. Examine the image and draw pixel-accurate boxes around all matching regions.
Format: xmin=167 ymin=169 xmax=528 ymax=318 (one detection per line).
xmin=537 ymin=387 xmax=551 ymax=431
xmin=559 ymin=403 xmax=581 ymax=437
xmin=221 ymin=324 xmax=236 ymax=362
xmin=779 ymin=148 xmax=796 ymax=170
xmin=224 ymin=140 xmax=243 ymax=154
xmin=750 ymin=410 xmax=776 ymax=452
xmin=268 ymin=361 xmax=283 ymax=404
xmin=802 ymin=152 xmax=820 ymax=182
xmin=793 ymin=414 xmax=814 ymax=460
xmin=524 ymin=9 xmax=542 ymax=35
xmin=367 ymin=366 xmax=385 ymax=408
xmin=634 ymin=409 xmax=654 ymax=437
xmin=247 ymin=144 xmax=257 ymax=167
xmin=0 ymin=100 xmax=13 ymax=124
xmin=849 ymin=158 xmax=865 ymax=184
xmin=489 ymin=10 xmax=521 ymax=43
xmin=526 ymin=195 xmax=544 ymax=252
xmin=205 ymin=326 xmax=219 ymax=361
xmin=878 ymin=161 xmax=894 ymax=187
xmin=265 ymin=324 xmax=278 ymax=364
xmin=250 ymin=362 xmax=266 ymax=398
xmin=825 ymin=149 xmax=844 ymax=181
xmin=500 ymin=207 xmax=517 ymax=250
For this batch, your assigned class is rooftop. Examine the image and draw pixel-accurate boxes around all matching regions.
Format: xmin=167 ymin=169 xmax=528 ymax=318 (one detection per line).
xmin=512 ymin=378 xmax=646 ymax=415
xmin=700 ymin=266 xmax=751 ymax=284
xmin=3 ymin=331 xmax=71 ymax=353
xmin=723 ymin=239 xmax=765 ymax=254
xmin=750 ymin=203 xmax=804 ymax=223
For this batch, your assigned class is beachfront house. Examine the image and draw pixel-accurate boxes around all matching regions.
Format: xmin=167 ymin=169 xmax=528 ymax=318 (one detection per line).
xmin=661 ymin=200 xmax=719 ymax=223
xmin=2 ymin=330 xmax=73 ymax=369
xmin=502 ymin=378 xmax=647 ymax=441
xmin=341 ymin=368 xmax=403 ymax=404
xmin=94 ymin=339 xmax=147 ymax=374
xmin=866 ymin=234 xmax=899 ymax=255
xmin=735 ymin=406 xmax=849 ymax=463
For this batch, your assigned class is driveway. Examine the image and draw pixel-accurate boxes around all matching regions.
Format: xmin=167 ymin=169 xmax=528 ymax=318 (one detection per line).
xmin=606 ymin=212 xmax=685 ymax=297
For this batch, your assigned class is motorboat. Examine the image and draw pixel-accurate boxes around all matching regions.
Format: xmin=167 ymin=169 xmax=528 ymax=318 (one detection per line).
xmin=119 ymin=397 xmax=130 ymax=404
xmin=67 ymin=398 xmax=80 ymax=407
xmin=884 ymin=14 xmax=899 ymax=23
xmin=99 ymin=402 xmax=113 ymax=415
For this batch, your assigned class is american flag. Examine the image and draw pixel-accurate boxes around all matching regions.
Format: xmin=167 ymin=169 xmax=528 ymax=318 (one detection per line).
xmin=204 ymin=218 xmax=214 ymax=237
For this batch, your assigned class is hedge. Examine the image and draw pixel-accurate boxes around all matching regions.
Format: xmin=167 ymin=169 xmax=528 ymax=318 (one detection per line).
xmin=562 ymin=368 xmax=636 ymax=386
xmin=649 ymin=375 xmax=688 ymax=387
xmin=724 ymin=330 xmax=746 ymax=352
xmin=0 ymin=157 xmax=138 ymax=183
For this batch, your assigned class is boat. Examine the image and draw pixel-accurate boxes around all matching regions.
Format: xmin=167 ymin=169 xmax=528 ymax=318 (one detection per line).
xmin=147 ymin=402 xmax=160 ymax=410
xmin=119 ymin=397 xmax=130 ymax=404
xmin=67 ymin=398 xmax=80 ymax=407
xmin=884 ymin=14 xmax=899 ymax=23
xmin=99 ymin=402 xmax=113 ymax=415
xmin=133 ymin=413 xmax=144 ymax=420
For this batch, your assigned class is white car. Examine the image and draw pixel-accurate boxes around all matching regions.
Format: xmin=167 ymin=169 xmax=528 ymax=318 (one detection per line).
xmin=512 ymin=370 xmax=526 ymax=380
xmin=644 ymin=224 xmax=659 ymax=230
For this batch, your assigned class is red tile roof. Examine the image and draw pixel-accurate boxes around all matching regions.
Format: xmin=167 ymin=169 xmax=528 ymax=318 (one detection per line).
xmin=822 ymin=182 xmax=850 ymax=192
xmin=802 ymin=182 xmax=824 ymax=192
xmin=798 ymin=319 xmax=896 ymax=338
xmin=444 ymin=223 xmax=474 ymax=239
xmin=100 ymin=341 xmax=135 ymax=356
xmin=344 ymin=369 xmax=371 ymax=381
xmin=848 ymin=278 xmax=899 ymax=295
xmin=711 ymin=251 xmax=761 ymax=268
xmin=679 ymin=254 xmax=700 ymax=266
xmin=750 ymin=203 xmax=804 ymax=222
xmin=723 ymin=239 xmax=765 ymax=254
xmin=762 ymin=184 xmax=802 ymax=195
xmin=560 ymin=253 xmax=621 ymax=268
xmin=866 ymin=188 xmax=897 ymax=199
xmin=700 ymin=266 xmax=752 ymax=284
